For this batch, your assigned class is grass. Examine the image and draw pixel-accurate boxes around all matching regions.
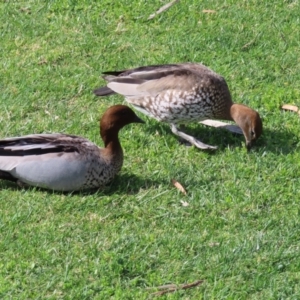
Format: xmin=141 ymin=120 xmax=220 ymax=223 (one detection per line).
xmin=1 ymin=0 xmax=300 ymax=298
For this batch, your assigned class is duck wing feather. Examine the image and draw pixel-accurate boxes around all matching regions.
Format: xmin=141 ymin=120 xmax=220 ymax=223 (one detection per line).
xmin=94 ymin=63 xmax=223 ymax=98
xmin=0 ymin=133 xmax=92 ymax=171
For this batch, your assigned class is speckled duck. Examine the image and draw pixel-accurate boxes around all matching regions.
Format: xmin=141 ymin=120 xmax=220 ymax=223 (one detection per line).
xmin=94 ymin=63 xmax=262 ymax=150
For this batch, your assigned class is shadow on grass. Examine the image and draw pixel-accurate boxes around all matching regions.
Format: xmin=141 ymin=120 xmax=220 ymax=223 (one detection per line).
xmin=256 ymin=128 xmax=299 ymax=155
xmin=99 ymin=173 xmax=164 ymax=196
xmin=0 ymin=125 xmax=296 ymax=194
xmin=0 ymin=173 xmax=163 ymax=196
xmin=140 ymin=121 xmax=298 ymax=155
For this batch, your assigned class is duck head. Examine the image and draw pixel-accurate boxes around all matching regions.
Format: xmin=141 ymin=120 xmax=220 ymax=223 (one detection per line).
xmin=100 ymin=105 xmax=144 ymax=141
xmin=230 ymin=104 xmax=263 ymax=150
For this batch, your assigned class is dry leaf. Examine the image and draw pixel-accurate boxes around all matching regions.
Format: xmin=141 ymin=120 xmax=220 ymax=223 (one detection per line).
xmin=171 ymin=179 xmax=187 ymax=195
xmin=115 ymin=16 xmax=126 ymax=33
xmin=38 ymin=58 xmax=48 ymax=65
xmin=242 ymin=40 xmax=255 ymax=50
xmin=180 ymin=200 xmax=189 ymax=207
xmin=281 ymin=104 xmax=300 ymax=115
xmin=202 ymin=9 xmax=216 ymax=13
xmin=288 ymin=1 xmax=298 ymax=8
xmin=241 ymin=33 xmax=260 ymax=50
xmin=20 ymin=7 xmax=31 ymax=14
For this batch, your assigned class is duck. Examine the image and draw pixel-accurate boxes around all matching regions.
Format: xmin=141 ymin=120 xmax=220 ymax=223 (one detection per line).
xmin=94 ymin=63 xmax=262 ymax=150
xmin=0 ymin=105 xmax=144 ymax=191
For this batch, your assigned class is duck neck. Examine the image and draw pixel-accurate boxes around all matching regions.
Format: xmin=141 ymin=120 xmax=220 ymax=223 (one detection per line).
xmin=101 ymin=131 xmax=124 ymax=174
xmin=228 ymin=103 xmax=242 ymax=125
xmin=100 ymin=128 xmax=122 ymax=155
xmin=101 ymin=129 xmax=123 ymax=155
xmin=230 ymin=103 xmax=249 ymax=125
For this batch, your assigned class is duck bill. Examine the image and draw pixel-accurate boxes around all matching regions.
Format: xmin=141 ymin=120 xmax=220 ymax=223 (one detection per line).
xmin=246 ymin=141 xmax=252 ymax=151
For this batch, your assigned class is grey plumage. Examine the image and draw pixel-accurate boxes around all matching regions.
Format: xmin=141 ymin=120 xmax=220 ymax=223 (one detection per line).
xmin=0 ymin=105 xmax=144 ymax=191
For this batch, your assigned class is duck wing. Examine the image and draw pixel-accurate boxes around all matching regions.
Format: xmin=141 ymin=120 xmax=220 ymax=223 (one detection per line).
xmin=0 ymin=133 xmax=91 ymax=171
xmin=102 ymin=63 xmax=181 ymax=77
xmin=94 ymin=63 xmax=220 ymax=98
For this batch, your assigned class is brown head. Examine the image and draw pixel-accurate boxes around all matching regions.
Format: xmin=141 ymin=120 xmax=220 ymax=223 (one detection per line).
xmin=100 ymin=105 xmax=144 ymax=147
xmin=230 ymin=104 xmax=263 ymax=150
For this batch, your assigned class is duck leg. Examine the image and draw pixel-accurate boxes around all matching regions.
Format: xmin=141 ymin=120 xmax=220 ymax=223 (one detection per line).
xmin=170 ymin=124 xmax=218 ymax=150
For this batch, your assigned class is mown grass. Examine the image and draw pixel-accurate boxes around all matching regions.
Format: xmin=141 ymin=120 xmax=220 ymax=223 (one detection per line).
xmin=1 ymin=0 xmax=300 ymax=299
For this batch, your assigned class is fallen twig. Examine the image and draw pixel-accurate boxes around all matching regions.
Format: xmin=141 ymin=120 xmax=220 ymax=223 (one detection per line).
xmin=148 ymin=0 xmax=179 ymax=20
xmin=241 ymin=33 xmax=260 ymax=50
xmin=150 ymin=280 xmax=204 ymax=296
xmin=241 ymin=38 xmax=256 ymax=50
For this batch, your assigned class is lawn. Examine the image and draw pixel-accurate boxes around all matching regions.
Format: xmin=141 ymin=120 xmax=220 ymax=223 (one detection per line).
xmin=1 ymin=0 xmax=300 ymax=299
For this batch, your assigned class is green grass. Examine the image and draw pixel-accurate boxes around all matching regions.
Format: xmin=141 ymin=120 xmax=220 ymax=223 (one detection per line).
xmin=1 ymin=0 xmax=300 ymax=298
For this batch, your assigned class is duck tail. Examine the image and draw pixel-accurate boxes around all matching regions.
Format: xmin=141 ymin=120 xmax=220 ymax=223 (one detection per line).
xmin=93 ymin=86 xmax=116 ymax=96
xmin=0 ymin=170 xmax=17 ymax=182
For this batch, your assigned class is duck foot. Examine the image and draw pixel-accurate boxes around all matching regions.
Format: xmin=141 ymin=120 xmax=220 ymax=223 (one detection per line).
xmin=17 ymin=180 xmax=30 ymax=188
xmin=170 ymin=124 xmax=218 ymax=150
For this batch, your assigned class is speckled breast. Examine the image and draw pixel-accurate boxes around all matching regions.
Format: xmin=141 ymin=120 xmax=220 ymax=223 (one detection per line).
xmin=133 ymin=87 xmax=227 ymax=124
xmin=82 ymin=153 xmax=123 ymax=190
